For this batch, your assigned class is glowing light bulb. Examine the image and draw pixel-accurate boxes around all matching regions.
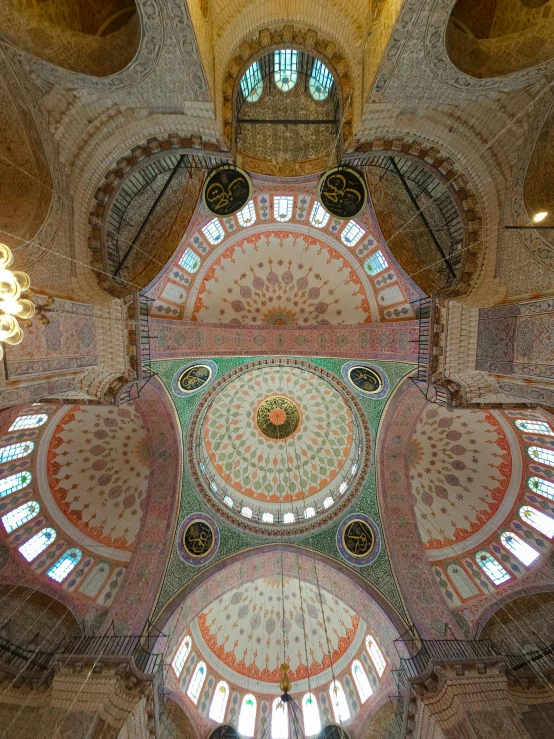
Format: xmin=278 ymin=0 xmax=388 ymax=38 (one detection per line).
xmin=0 ymin=298 xmax=34 ymax=319
xmin=533 ymin=211 xmax=548 ymax=223
xmin=0 ymin=315 xmax=18 ymax=341
xmin=12 ymin=271 xmax=30 ymax=291
xmin=3 ymin=326 xmax=23 ymax=345
xmin=0 ymin=270 xmax=21 ymax=300
xmin=0 ymin=244 xmax=13 ymax=269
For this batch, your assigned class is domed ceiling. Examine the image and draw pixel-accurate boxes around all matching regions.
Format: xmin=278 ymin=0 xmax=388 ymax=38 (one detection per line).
xmin=409 ymin=405 xmax=515 ymax=561
xmin=192 ymin=575 xmax=361 ymax=687
xmin=190 ymin=360 xmax=368 ymax=534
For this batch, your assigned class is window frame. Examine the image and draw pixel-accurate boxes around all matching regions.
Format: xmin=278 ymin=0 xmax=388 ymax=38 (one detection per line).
xmin=186 ymin=661 xmax=207 ymax=704
xmin=9 ymin=414 xmax=48 ymax=431
xmin=237 ymin=200 xmax=257 ymax=228
xmin=202 ymin=218 xmax=225 ymax=246
xmin=46 ymin=548 xmax=82 ymax=583
xmin=474 ymin=550 xmax=511 ymax=585
xmin=172 ymin=635 xmax=192 ymax=677
xmin=364 ymin=250 xmax=388 ymax=276
xmin=238 ymin=694 xmax=257 ymax=738
xmin=340 ymin=221 xmax=366 ymax=247
xmin=274 ymin=49 xmax=299 ymax=93
xmin=274 ymin=196 xmax=294 ymax=222
xmin=179 ymin=247 xmax=201 ymax=273
xmin=241 ymin=62 xmax=264 ymax=103
xmin=309 ymin=202 xmax=330 ymax=229
xmin=209 ymin=680 xmax=230 ymax=723
xmin=18 ymin=527 xmax=56 ymax=562
xmin=0 ymin=471 xmax=32 ymax=499
xmin=1 ymin=500 xmax=40 ymax=533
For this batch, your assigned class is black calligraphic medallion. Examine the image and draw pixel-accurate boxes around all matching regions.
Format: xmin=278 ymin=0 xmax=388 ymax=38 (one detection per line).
xmin=208 ymin=726 xmax=241 ymax=739
xmin=343 ymin=519 xmax=374 ymax=558
xmin=203 ymin=165 xmax=252 ymax=217
xmin=319 ymin=725 xmax=350 ymax=739
xmin=348 ymin=365 xmax=383 ymax=394
xmin=318 ymin=166 xmax=367 ymax=220
xmin=183 ymin=520 xmax=214 ymax=558
xmin=178 ymin=364 xmax=212 ymax=394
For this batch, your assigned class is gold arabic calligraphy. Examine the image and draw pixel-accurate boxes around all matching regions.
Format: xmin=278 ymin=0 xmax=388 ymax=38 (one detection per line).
xmin=322 ymin=173 xmax=362 ymax=207
xmin=343 ymin=519 xmax=374 ymax=557
xmin=183 ymin=521 xmax=214 ymax=557
xmin=206 ymin=175 xmax=248 ymax=213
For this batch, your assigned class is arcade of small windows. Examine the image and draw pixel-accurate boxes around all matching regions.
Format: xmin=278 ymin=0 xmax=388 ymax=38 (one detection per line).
xmin=309 ymin=59 xmax=333 ymax=101
xmin=239 ymin=53 xmax=333 ymax=102
xmin=241 ymin=61 xmax=263 ymax=102
xmin=309 ymin=202 xmax=330 ymax=228
xmin=179 ymin=248 xmax=201 ymax=273
xmin=237 ymin=200 xmax=257 ymax=227
xmin=475 ymin=550 xmax=511 ymax=585
xmin=274 ymin=49 xmax=298 ymax=92
xmin=170 ymin=631 xmax=387 ymax=734
xmin=9 ymin=414 xmax=47 ymax=431
xmin=274 ymin=195 xmax=293 ymax=222
xmin=340 ymin=221 xmax=365 ymax=247
xmin=364 ymin=250 xmax=388 ymax=276
xmin=202 ymin=218 xmax=225 ymax=245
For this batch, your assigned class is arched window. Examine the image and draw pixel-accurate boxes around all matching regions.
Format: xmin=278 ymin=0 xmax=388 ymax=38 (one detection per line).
xmin=241 ymin=506 xmax=253 ymax=518
xmin=9 ymin=414 xmax=47 ymax=431
xmin=474 ymin=550 xmax=511 ymax=584
xmin=0 ymin=442 xmax=34 ymax=464
xmin=366 ymin=635 xmax=386 ymax=676
xmin=529 ymin=476 xmax=554 ymax=501
xmin=262 ymin=512 xmax=274 ymax=523
xmin=364 ymin=250 xmax=388 ymax=276
xmin=302 ymin=693 xmax=321 ymax=736
xmin=519 ymin=506 xmax=554 ymax=539
xmin=0 ymin=471 xmax=32 ymax=498
xmin=351 ymin=660 xmax=373 ymax=703
xmin=323 ymin=496 xmax=333 ymax=509
xmin=500 ymin=531 xmax=539 ymax=566
xmin=341 ymin=221 xmax=365 ymax=247
xmin=283 ymin=512 xmax=295 ymax=523
xmin=274 ymin=196 xmax=293 ymax=222
xmin=2 ymin=501 xmax=40 ymax=533
xmin=202 ymin=218 xmax=225 ymax=245
xmin=179 ymin=248 xmax=201 ymax=273
xmin=515 ymin=420 xmax=553 ymax=436
xmin=187 ymin=661 xmax=207 ymax=704
xmin=241 ymin=61 xmax=263 ymax=102
xmin=329 ymin=680 xmax=350 ymax=723
xmin=237 ymin=200 xmax=257 ymax=227
xmin=274 ymin=49 xmax=298 ymax=92
xmin=309 ymin=60 xmax=333 ymax=101
xmin=223 ymin=495 xmax=234 ymax=508
xmin=528 ymin=446 xmax=554 ymax=467
xmin=46 ymin=548 xmax=82 ymax=582
xmin=18 ymin=527 xmax=56 ymax=562
xmin=209 ymin=681 xmax=229 ymax=723
xmin=309 ymin=202 xmax=329 ymax=229
xmin=271 ymin=697 xmax=288 ymax=739
xmin=304 ymin=507 xmax=315 ymax=519
xmin=172 ymin=635 xmax=192 ymax=677
xmin=238 ymin=695 xmax=257 ymax=737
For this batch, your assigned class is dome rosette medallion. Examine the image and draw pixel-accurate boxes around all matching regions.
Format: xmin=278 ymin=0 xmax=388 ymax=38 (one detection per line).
xmin=188 ymin=360 xmax=370 ymax=536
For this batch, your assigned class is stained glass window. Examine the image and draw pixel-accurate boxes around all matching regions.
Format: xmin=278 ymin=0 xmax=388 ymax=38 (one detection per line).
xmin=271 ymin=697 xmax=288 ymax=739
xmin=341 ymin=221 xmax=365 ymax=247
xmin=309 ymin=60 xmax=333 ymax=101
xmin=0 ymin=442 xmax=34 ymax=464
xmin=528 ymin=446 xmax=554 ymax=467
xmin=274 ymin=196 xmax=293 ymax=222
xmin=241 ymin=506 xmax=253 ymax=518
xmin=2 ymin=501 xmax=40 ymax=533
xmin=304 ymin=507 xmax=315 ymax=519
xmin=262 ymin=512 xmax=274 ymax=523
xmin=529 ymin=476 xmax=554 ymax=501
xmin=0 ymin=471 xmax=32 ymax=498
xmin=519 ymin=506 xmax=554 ymax=539
xmin=283 ymin=512 xmax=295 ymax=524
xmin=238 ymin=695 xmax=257 ymax=737
xmin=187 ymin=661 xmax=207 ymax=704
xmin=202 ymin=218 xmax=225 ymax=245
xmin=500 ymin=531 xmax=539 ymax=566
xmin=474 ymin=550 xmax=511 ymax=584
xmin=515 ymin=420 xmax=553 ymax=435
xmin=9 ymin=414 xmax=47 ymax=431
xmin=329 ymin=680 xmax=350 ymax=723
xmin=241 ymin=62 xmax=263 ymax=102
xmin=309 ymin=202 xmax=329 ymax=229
xmin=237 ymin=200 xmax=257 ymax=227
xmin=46 ymin=548 xmax=82 ymax=583
xmin=364 ymin=251 xmax=388 ymax=276
xmin=172 ymin=635 xmax=192 ymax=677
xmin=366 ymin=635 xmax=386 ymax=676
xmin=209 ymin=681 xmax=229 ymax=723
xmin=179 ymin=248 xmax=201 ymax=273
xmin=18 ymin=527 xmax=56 ymax=562
xmin=274 ymin=49 xmax=298 ymax=92
xmin=352 ymin=660 xmax=373 ymax=703
xmin=302 ymin=693 xmax=321 ymax=736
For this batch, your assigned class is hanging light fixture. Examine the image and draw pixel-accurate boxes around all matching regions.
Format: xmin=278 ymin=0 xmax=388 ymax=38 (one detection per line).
xmin=0 ymin=243 xmax=34 ymax=359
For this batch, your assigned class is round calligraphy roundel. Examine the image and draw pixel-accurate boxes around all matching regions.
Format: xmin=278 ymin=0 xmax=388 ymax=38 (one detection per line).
xmin=177 ymin=513 xmax=219 ymax=566
xmin=341 ymin=361 xmax=389 ymax=399
xmin=203 ymin=165 xmax=252 ymax=217
xmin=172 ymin=360 xmax=218 ymax=397
xmin=337 ymin=513 xmax=380 ymax=567
xmin=318 ymin=166 xmax=367 ymax=220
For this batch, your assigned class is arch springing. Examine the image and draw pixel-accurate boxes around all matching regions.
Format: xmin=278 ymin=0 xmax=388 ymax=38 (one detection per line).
xmin=352 ymin=659 xmax=373 ymax=703
xmin=209 ymin=681 xmax=229 ymax=723
xmin=519 ymin=506 xmax=554 ymax=539
xmin=18 ymin=528 xmax=56 ymax=562
xmin=46 ymin=548 xmax=82 ymax=582
xmin=172 ymin=635 xmax=192 ymax=677
xmin=302 ymin=693 xmax=321 ymax=736
xmin=500 ymin=531 xmax=539 ymax=566
xmin=238 ymin=695 xmax=257 ymax=737
xmin=1 ymin=501 xmax=40 ymax=533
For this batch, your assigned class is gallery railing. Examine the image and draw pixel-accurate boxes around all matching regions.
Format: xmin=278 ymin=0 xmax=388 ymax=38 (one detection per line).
xmin=410 ymin=297 xmax=447 ymax=406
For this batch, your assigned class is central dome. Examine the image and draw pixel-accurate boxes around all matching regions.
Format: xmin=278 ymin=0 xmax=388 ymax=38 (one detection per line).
xmin=190 ymin=360 xmax=368 ymax=534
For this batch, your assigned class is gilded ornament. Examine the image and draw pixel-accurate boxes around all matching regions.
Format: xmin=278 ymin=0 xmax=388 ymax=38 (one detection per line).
xmin=256 ymin=396 xmax=300 ymax=439
xmin=183 ymin=520 xmax=214 ymax=558
xmin=342 ymin=518 xmax=374 ymax=558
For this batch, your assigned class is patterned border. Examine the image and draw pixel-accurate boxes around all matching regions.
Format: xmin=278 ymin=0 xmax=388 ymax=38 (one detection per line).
xmin=341 ymin=361 xmax=389 ymax=400
xmin=172 ymin=360 xmax=218 ymax=397
xmin=337 ymin=514 xmax=381 ymax=567
xmin=177 ymin=513 xmax=220 ymax=567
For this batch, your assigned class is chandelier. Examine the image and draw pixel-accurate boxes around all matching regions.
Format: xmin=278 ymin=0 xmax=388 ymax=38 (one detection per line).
xmin=0 ymin=243 xmax=34 ymax=358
